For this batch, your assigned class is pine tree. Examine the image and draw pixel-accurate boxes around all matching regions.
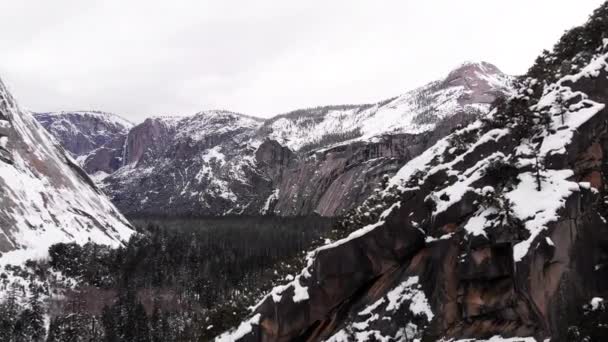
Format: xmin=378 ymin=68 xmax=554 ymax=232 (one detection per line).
xmin=46 ymin=312 xmax=93 ymax=342
xmin=553 ymin=91 xmax=565 ymax=125
xmin=150 ymin=304 xmax=164 ymax=342
xmin=534 ymin=153 xmax=546 ymax=191
xmin=0 ymin=283 xmax=21 ymax=342
xmin=46 ymin=318 xmax=58 ymax=342
xmin=101 ymin=286 xmax=151 ymax=342
xmin=132 ymin=301 xmax=151 ymax=342
xmin=13 ymin=312 xmax=26 ymax=342
xmin=0 ymin=303 xmax=15 ymax=342
xmin=101 ymin=305 xmax=119 ymax=342
xmin=21 ymin=288 xmax=45 ymax=342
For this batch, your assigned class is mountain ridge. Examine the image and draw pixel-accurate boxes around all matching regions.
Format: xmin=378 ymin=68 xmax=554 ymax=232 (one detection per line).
xmin=35 ymin=61 xmax=513 ymax=218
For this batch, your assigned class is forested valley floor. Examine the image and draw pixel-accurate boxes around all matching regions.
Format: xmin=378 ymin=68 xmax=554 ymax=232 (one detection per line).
xmin=0 ymin=216 xmax=334 ymax=342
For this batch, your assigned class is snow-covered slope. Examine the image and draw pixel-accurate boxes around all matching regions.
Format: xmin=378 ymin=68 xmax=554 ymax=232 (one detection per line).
xmin=0 ymin=79 xmax=134 ymax=265
xmin=262 ymin=61 xmax=512 ymax=151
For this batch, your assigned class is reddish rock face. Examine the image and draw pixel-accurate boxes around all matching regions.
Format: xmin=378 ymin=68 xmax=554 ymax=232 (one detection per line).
xmin=575 ymin=142 xmax=604 ymax=189
xmin=120 ymin=117 xmax=174 ymax=166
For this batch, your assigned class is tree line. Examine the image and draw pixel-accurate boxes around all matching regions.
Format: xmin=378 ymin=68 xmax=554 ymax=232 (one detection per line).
xmin=0 ymin=216 xmax=333 ymax=341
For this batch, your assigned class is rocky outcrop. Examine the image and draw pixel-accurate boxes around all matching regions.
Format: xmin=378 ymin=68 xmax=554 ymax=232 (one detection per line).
xmin=218 ymin=6 xmax=608 ymax=340
xmin=255 ymin=139 xmax=295 ymax=183
xmin=122 ymin=117 xmax=178 ymax=166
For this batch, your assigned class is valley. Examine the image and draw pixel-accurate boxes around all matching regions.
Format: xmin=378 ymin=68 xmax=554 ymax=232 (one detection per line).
xmin=1 ymin=2 xmax=608 ymax=342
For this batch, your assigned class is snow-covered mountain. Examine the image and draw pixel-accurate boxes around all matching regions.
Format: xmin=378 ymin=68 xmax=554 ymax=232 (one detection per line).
xmin=34 ymin=111 xmax=134 ymax=181
xmin=37 ymin=61 xmax=512 ymax=217
xmin=34 ymin=111 xmax=133 ymax=156
xmin=262 ymin=61 xmax=510 ymax=151
xmin=101 ymin=111 xmax=267 ymax=216
xmin=220 ymin=4 xmax=608 ymax=341
xmin=0 ymin=80 xmax=134 ymax=265
xmin=265 ymin=61 xmax=512 ymax=216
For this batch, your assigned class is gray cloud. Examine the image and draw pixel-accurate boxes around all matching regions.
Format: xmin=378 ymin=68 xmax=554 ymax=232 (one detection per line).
xmin=0 ymin=0 xmax=604 ymax=122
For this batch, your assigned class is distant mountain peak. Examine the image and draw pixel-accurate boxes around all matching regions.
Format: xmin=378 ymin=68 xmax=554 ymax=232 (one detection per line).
xmin=445 ymin=60 xmax=509 ymax=87
xmin=144 ymin=115 xmax=182 ymax=125
xmin=452 ymin=60 xmax=501 ymax=71
xmin=191 ymin=109 xmax=264 ymax=122
xmin=36 ymin=110 xmax=134 ymax=129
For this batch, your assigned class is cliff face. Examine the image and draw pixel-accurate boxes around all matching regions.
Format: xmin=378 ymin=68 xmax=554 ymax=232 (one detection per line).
xmin=102 ymin=111 xmax=268 ymax=217
xmin=0 ymin=82 xmax=134 ymax=263
xmin=122 ymin=117 xmax=179 ymax=166
xmin=272 ymin=134 xmax=430 ymax=217
xmin=34 ymin=111 xmax=134 ymax=178
xmin=218 ymin=4 xmax=608 ymax=341
xmin=37 ymin=63 xmax=511 ymax=218
xmin=271 ymin=111 xmax=482 ymax=217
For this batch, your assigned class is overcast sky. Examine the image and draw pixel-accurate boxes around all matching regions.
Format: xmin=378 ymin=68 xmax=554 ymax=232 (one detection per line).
xmin=0 ymin=1 xmax=605 ymax=122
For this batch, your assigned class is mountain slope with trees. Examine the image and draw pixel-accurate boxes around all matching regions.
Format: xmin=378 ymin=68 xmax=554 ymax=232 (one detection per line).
xmin=219 ymin=3 xmax=608 ymax=341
